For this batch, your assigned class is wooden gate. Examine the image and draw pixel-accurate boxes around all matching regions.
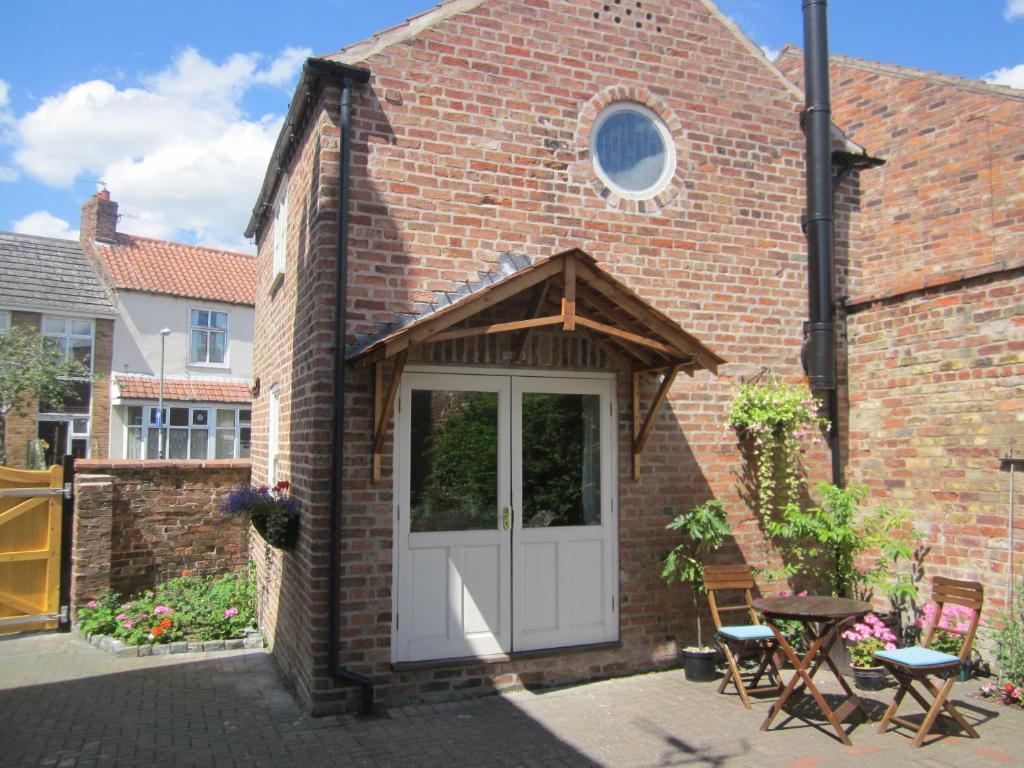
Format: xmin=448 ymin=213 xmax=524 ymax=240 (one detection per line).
xmin=0 ymin=464 xmax=66 ymax=633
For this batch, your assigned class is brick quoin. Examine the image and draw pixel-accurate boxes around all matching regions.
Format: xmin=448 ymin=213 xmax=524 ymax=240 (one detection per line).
xmin=778 ymin=51 xmax=1024 ymax=627
xmin=252 ymin=0 xmax=844 ymax=713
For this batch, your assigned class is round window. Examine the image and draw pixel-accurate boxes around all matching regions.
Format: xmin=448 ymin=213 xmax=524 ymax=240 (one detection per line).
xmin=591 ymin=103 xmax=675 ymax=200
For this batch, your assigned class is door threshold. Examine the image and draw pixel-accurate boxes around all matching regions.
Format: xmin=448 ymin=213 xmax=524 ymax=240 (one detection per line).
xmin=392 ymin=640 xmax=621 ymax=672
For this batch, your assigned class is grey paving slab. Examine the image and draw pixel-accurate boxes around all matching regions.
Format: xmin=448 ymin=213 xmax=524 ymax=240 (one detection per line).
xmin=0 ymin=632 xmax=1021 ymax=768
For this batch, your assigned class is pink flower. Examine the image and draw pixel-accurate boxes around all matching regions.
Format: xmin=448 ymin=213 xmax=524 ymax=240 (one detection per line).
xmin=154 ymin=605 xmax=173 ymax=615
xmin=224 ymin=607 xmax=239 ymax=619
xmin=86 ymin=600 xmax=98 ymax=609
xmin=123 ymin=621 xmax=134 ymax=629
xmin=116 ymin=613 xmax=128 ymax=620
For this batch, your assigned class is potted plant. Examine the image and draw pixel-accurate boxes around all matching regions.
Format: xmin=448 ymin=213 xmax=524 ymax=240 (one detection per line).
xmin=221 ymin=480 xmax=300 ymax=549
xmin=662 ymin=499 xmax=732 ymax=682
xmin=842 ymin=612 xmax=898 ymax=690
xmin=916 ymin=602 xmax=976 ymax=681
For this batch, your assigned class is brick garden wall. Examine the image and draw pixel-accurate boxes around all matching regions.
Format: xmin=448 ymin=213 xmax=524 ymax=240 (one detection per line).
xmin=71 ymin=460 xmax=251 ymax=606
xmin=778 ymin=51 xmax=1024 ymax=624
xmin=252 ymin=0 xmax=841 ymax=712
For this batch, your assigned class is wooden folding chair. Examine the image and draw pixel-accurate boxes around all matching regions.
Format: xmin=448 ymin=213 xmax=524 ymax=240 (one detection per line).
xmin=704 ymin=564 xmax=783 ymax=709
xmin=873 ymin=577 xmax=984 ymax=747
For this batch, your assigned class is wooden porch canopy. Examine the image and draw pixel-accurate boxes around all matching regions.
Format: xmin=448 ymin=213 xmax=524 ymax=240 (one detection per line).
xmin=348 ymin=248 xmax=726 ymax=481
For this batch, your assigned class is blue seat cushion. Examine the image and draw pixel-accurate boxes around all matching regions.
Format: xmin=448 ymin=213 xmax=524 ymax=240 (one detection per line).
xmin=718 ymin=625 xmax=775 ymax=641
xmin=874 ymin=646 xmax=960 ymax=667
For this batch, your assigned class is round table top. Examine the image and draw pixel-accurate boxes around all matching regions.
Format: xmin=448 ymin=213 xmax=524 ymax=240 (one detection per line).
xmin=752 ymin=595 xmax=872 ymax=621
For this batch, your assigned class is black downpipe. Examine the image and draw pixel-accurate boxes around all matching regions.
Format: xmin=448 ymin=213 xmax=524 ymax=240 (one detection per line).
xmin=328 ymin=76 xmax=374 ymax=715
xmin=801 ymin=0 xmax=842 ymax=487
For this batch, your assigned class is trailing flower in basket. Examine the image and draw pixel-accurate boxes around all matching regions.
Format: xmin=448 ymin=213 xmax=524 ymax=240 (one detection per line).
xmin=843 ymin=612 xmax=897 ymax=668
xmin=221 ymin=480 xmax=300 ymax=549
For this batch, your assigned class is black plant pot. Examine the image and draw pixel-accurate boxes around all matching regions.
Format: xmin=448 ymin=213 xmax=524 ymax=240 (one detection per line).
xmin=852 ymin=665 xmax=887 ymax=691
xmin=682 ymin=648 xmax=717 ymax=682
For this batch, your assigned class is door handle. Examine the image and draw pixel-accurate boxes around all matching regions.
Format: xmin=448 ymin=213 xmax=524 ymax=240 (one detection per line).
xmin=502 ymin=506 xmax=512 ymax=531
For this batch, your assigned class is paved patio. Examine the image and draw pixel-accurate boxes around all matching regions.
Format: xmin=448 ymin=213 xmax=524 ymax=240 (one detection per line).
xmin=0 ymin=632 xmax=1020 ymax=768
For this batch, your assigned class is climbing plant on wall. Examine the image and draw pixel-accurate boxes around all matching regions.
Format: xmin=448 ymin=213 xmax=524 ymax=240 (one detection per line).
xmin=727 ymin=374 xmax=829 ymax=520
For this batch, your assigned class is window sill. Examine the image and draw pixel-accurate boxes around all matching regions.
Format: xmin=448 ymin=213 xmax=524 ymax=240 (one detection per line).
xmin=391 ymin=640 xmax=621 ymax=672
xmin=187 ymin=362 xmax=230 ymax=370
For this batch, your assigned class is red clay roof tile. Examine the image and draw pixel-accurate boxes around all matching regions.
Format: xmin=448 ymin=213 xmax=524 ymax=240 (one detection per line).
xmin=96 ymin=234 xmax=256 ymax=305
xmin=115 ymin=375 xmax=251 ymax=404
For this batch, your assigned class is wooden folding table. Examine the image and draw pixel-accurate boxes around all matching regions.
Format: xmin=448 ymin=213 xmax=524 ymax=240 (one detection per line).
xmin=752 ymin=595 xmax=872 ymax=745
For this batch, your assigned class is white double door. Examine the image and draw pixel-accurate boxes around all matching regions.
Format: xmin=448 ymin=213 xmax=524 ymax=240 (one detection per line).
xmin=393 ymin=370 xmax=618 ymax=663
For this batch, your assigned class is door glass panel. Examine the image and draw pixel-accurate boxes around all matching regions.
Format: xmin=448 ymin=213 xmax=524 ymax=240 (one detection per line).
xmin=410 ymin=389 xmax=498 ymax=532
xmin=521 ymin=393 xmax=601 ymax=527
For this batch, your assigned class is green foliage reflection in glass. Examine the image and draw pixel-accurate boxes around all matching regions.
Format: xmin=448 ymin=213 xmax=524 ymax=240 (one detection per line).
xmin=522 ymin=393 xmax=600 ymax=528
xmin=411 ymin=390 xmax=498 ymax=532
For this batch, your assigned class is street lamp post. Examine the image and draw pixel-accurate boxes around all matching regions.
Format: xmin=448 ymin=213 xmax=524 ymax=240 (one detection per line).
xmin=158 ymin=327 xmax=171 ymax=459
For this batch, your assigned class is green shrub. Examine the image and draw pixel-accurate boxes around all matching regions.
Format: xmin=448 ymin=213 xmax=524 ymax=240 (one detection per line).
xmin=77 ymin=566 xmax=256 ymax=646
xmin=995 ymin=578 xmax=1024 ymax=689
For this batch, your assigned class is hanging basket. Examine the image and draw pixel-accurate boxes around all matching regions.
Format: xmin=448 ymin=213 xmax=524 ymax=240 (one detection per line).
xmin=253 ymin=509 xmax=300 ymax=550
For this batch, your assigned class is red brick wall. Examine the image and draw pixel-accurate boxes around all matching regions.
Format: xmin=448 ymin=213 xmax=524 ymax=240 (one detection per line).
xmin=71 ymin=460 xmax=251 ymax=605
xmin=778 ymin=52 xmax=1024 ymax=623
xmin=254 ymin=0 xmax=834 ymax=712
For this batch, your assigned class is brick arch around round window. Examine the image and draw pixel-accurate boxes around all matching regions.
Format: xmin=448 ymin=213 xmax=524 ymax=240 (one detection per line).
xmin=572 ymin=85 xmax=688 ymax=215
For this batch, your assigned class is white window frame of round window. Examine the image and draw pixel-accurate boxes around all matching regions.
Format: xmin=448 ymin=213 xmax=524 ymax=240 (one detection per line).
xmin=590 ymin=102 xmax=676 ymax=201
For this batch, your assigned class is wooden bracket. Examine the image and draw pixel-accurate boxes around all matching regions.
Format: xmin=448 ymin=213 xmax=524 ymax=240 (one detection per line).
xmin=372 ymin=350 xmax=407 ymax=483
xmin=631 ymin=365 xmax=681 ymax=480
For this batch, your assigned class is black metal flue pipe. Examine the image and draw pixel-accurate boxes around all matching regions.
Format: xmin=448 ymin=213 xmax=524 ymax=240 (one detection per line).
xmin=801 ymin=0 xmax=836 ymax=392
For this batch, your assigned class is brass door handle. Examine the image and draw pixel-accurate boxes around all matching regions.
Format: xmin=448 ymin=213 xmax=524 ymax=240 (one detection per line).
xmin=502 ymin=506 xmax=512 ymax=531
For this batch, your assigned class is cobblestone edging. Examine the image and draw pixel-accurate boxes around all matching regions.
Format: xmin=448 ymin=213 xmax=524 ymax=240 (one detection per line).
xmin=80 ymin=626 xmax=264 ymax=658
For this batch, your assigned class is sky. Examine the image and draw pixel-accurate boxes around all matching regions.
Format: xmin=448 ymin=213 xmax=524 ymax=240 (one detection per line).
xmin=0 ymin=0 xmax=1021 ymax=253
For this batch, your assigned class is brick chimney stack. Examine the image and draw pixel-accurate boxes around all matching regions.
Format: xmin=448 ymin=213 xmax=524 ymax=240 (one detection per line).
xmin=80 ymin=190 xmax=119 ymax=243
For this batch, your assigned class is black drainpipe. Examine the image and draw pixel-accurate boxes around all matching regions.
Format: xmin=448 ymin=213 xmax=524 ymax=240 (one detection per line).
xmin=801 ymin=0 xmax=842 ymax=487
xmin=328 ymin=74 xmax=374 ymax=715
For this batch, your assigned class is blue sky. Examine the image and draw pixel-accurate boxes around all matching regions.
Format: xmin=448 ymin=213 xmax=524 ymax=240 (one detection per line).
xmin=1 ymin=0 xmax=1020 ymax=251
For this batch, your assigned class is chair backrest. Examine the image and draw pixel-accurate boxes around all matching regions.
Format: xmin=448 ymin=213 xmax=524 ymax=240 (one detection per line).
xmin=921 ymin=576 xmax=984 ymax=663
xmin=703 ymin=564 xmax=759 ymax=629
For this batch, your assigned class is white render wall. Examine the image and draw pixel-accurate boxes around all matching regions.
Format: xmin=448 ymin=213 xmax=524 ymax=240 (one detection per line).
xmin=111 ymin=291 xmax=254 ymax=380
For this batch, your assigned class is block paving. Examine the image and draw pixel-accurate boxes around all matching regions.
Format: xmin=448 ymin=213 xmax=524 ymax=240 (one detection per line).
xmin=1 ymin=632 xmax=1021 ymax=767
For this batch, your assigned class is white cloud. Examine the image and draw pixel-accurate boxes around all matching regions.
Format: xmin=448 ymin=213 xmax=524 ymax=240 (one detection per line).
xmin=984 ymin=63 xmax=1024 ymax=88
xmin=1005 ymin=0 xmax=1024 ymax=21
xmin=7 ymin=46 xmax=310 ymax=249
xmin=11 ymin=210 xmax=79 ymax=240
xmin=760 ymin=45 xmax=780 ymax=61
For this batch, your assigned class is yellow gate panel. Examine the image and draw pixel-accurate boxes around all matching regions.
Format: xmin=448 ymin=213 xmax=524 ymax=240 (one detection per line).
xmin=0 ymin=464 xmax=63 ymax=633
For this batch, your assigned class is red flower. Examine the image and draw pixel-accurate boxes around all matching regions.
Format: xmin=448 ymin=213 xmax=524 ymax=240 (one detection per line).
xmin=258 ymin=485 xmax=269 ymax=494
xmin=274 ymin=480 xmax=290 ymax=492
xmin=151 ymin=626 xmax=164 ymax=637
xmin=159 ymin=618 xmax=173 ymax=628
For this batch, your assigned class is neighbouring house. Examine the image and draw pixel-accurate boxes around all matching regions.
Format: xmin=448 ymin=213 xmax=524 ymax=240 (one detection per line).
xmin=0 ymin=230 xmax=117 ymax=467
xmin=776 ymin=49 xmax=1024 ymax=620
xmin=78 ymin=191 xmax=257 ymax=461
xmin=244 ymin=0 xmax=880 ymax=714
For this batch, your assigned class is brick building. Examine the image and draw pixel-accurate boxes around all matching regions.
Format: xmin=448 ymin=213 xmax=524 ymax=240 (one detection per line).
xmin=242 ymin=0 xmax=882 ymax=714
xmin=777 ymin=50 xmax=1024 ymax=620
xmin=0 ymin=231 xmax=117 ymax=467
xmin=79 ymin=191 xmax=257 ymax=462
